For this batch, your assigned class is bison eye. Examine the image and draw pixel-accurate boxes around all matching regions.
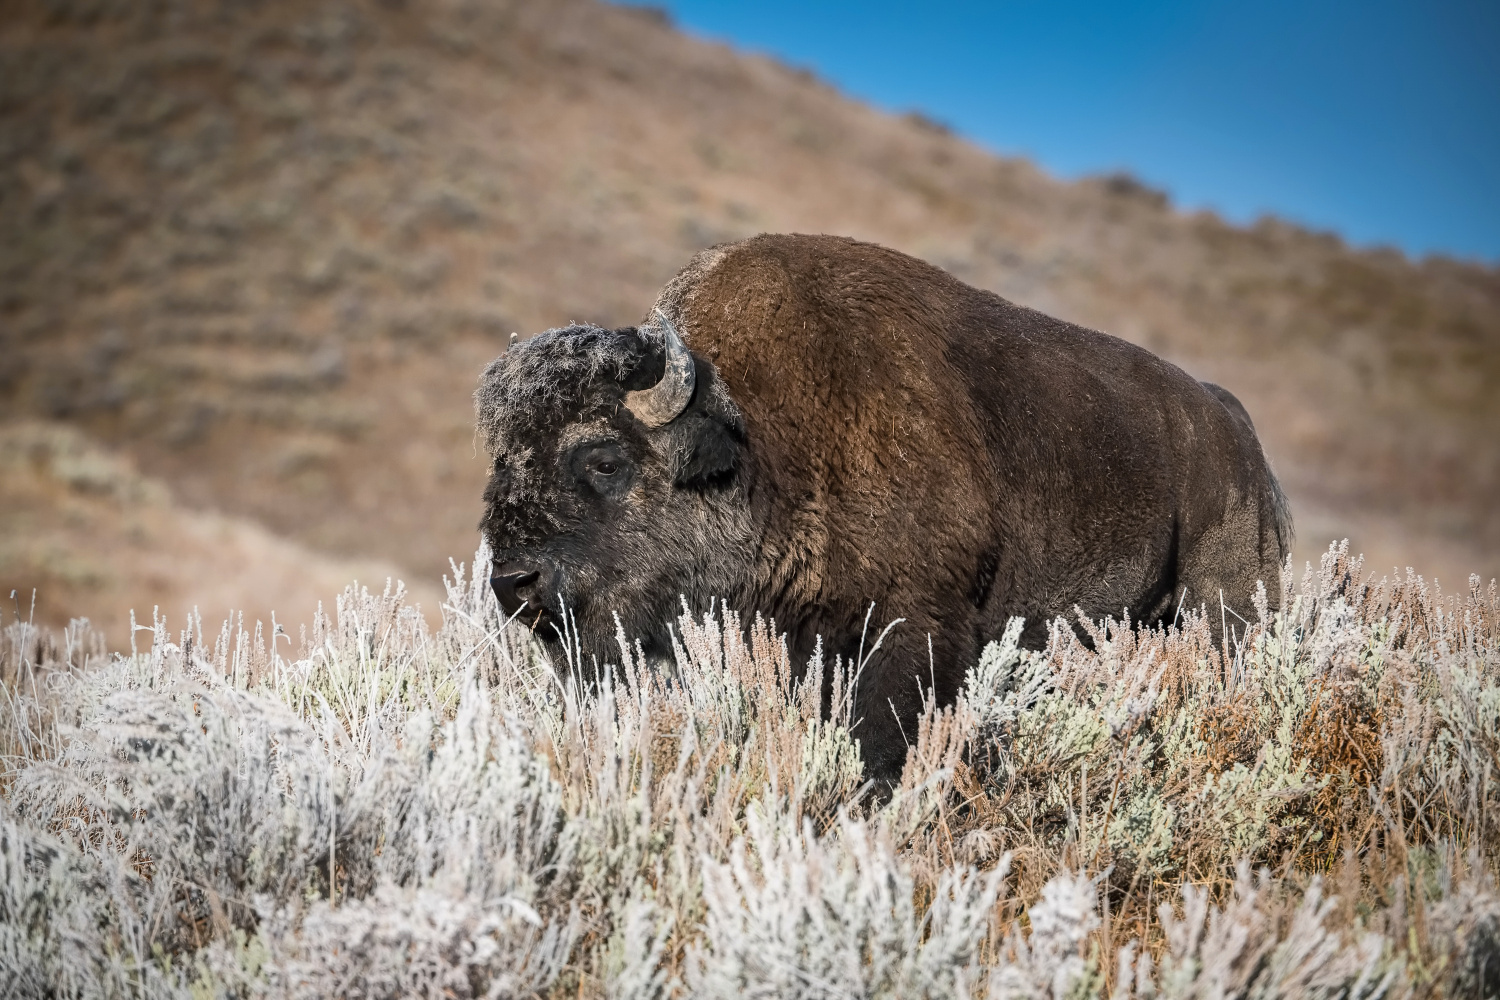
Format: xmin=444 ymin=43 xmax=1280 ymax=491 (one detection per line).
xmin=569 ymin=442 xmax=632 ymax=497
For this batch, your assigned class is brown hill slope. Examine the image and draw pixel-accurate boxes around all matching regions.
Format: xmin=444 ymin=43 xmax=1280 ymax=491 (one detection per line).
xmin=3 ymin=0 xmax=1497 ymax=639
xmin=0 ymin=420 xmax=442 ymax=640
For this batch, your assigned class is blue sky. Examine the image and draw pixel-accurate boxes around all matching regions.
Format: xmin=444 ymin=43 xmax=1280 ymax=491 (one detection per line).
xmin=644 ymin=1 xmax=1500 ymax=263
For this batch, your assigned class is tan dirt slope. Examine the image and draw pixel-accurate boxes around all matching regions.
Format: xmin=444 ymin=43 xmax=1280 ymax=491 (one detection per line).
xmin=0 ymin=421 xmax=444 ymax=642
xmin=2 ymin=0 xmax=1498 ymax=640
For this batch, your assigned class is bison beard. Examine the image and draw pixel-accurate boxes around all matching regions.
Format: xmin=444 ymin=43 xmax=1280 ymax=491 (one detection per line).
xmin=475 ymin=234 xmax=1292 ymax=781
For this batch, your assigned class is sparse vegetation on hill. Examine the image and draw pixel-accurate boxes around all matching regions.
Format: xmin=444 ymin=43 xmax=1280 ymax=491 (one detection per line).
xmin=2 ymin=0 xmax=1498 ymax=638
xmin=3 ymin=544 xmax=1497 ymax=997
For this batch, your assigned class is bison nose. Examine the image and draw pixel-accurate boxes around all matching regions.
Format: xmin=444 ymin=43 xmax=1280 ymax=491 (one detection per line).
xmin=490 ymin=569 xmax=541 ymax=618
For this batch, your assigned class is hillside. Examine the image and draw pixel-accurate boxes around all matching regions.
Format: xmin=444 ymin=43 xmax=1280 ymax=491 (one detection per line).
xmin=0 ymin=421 xmax=442 ymax=636
xmin=3 ymin=0 xmax=1498 ymax=639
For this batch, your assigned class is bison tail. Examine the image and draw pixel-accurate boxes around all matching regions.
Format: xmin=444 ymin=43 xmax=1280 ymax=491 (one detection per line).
xmin=1266 ymin=460 xmax=1295 ymax=562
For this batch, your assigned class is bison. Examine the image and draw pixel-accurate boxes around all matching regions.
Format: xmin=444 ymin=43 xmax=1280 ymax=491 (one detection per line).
xmin=475 ymin=234 xmax=1292 ymax=778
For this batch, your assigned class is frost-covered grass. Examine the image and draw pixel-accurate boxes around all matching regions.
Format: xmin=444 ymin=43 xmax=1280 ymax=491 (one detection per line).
xmin=2 ymin=542 xmax=1497 ymax=998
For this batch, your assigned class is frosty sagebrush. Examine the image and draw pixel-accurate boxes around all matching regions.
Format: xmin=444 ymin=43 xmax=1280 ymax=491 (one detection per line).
xmin=1 ymin=541 xmax=1498 ymax=998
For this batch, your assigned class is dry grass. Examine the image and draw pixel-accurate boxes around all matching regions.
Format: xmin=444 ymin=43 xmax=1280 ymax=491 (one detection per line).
xmin=2 ymin=540 xmax=1497 ymax=997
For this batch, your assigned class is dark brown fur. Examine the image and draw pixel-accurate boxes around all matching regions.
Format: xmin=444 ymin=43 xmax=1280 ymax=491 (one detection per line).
xmin=477 ymin=234 xmax=1291 ymax=778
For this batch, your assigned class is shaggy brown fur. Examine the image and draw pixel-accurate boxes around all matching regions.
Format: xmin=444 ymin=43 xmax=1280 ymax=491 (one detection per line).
xmin=477 ymin=234 xmax=1291 ymax=778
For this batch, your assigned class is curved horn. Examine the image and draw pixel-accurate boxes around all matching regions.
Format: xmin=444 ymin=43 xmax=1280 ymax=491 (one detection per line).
xmin=625 ymin=309 xmax=696 ymax=428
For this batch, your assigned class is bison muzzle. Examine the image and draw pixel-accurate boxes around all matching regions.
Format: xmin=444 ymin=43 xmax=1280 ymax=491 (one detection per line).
xmin=475 ymin=234 xmax=1292 ymax=779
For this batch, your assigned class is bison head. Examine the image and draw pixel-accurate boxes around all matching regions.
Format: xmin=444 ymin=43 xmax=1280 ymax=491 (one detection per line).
xmin=474 ymin=313 xmax=754 ymax=664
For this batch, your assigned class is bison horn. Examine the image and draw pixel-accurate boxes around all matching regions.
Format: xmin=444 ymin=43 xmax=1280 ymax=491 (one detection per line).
xmin=625 ymin=310 xmax=696 ymax=427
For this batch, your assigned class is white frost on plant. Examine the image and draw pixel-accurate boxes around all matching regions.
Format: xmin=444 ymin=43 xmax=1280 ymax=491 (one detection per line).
xmin=689 ymin=805 xmax=1006 ymax=999
xmin=988 ymin=872 xmax=1099 ymax=1000
xmin=1 ymin=540 xmax=1496 ymax=997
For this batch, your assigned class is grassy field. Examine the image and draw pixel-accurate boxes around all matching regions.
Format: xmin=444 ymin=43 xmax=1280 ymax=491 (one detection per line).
xmin=2 ymin=542 xmax=1496 ymax=998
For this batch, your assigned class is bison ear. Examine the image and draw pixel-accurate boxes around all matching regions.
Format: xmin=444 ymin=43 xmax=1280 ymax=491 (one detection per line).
xmin=669 ymin=412 xmax=743 ymax=488
xmin=662 ymin=370 xmax=745 ymax=489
